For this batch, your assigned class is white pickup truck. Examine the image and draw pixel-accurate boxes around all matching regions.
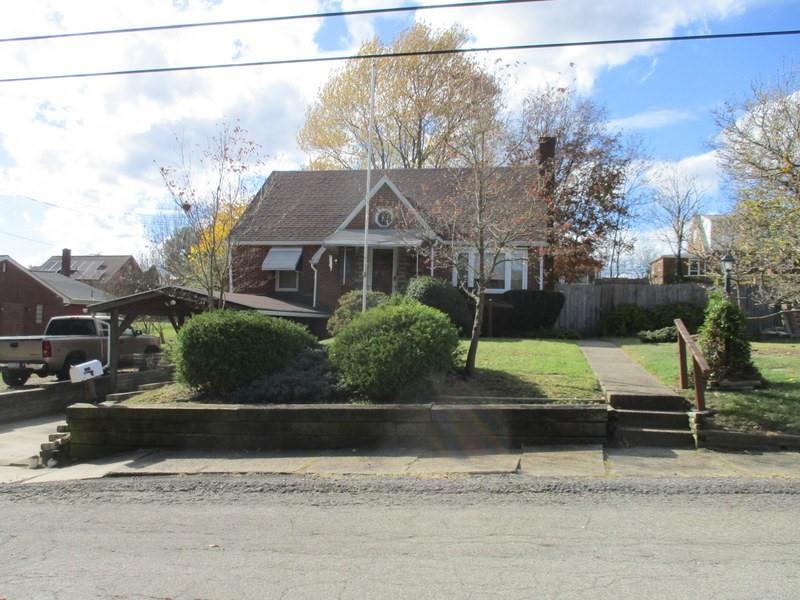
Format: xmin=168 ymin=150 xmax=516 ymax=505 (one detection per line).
xmin=0 ymin=315 xmax=161 ymax=387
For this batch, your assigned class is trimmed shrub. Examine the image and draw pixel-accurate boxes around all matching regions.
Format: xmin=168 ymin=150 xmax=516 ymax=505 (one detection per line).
xmin=326 ymin=290 xmax=388 ymax=336
xmin=698 ymin=290 xmax=761 ymax=382
xmin=405 ymin=276 xmax=472 ymax=333
xmin=175 ymin=310 xmax=316 ymax=395
xmin=329 ymin=302 xmax=460 ymax=400
xmin=600 ymin=304 xmax=655 ymax=336
xmin=600 ymin=302 xmax=706 ymax=336
xmin=501 ymin=290 xmax=566 ymax=332
xmin=637 ymin=326 xmax=678 ymax=344
xmin=651 ymin=302 xmax=705 ymax=332
xmin=232 ymin=348 xmax=338 ymax=404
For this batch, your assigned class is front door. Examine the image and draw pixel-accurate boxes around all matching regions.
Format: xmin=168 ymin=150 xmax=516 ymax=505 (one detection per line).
xmin=371 ymin=249 xmax=394 ymax=294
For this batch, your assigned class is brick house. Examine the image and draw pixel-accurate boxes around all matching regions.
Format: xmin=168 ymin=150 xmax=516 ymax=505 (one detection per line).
xmin=649 ymin=214 xmax=732 ymax=284
xmin=0 ymin=255 xmax=109 ymax=336
xmin=231 ymin=168 xmax=548 ymax=313
xmin=36 ymin=251 xmax=144 ymax=294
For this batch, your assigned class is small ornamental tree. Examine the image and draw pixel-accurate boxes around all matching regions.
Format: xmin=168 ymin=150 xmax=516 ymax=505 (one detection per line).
xmin=698 ymin=290 xmax=761 ymax=382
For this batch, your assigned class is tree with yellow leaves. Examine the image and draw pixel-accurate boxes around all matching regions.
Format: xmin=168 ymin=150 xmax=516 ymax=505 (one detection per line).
xmin=157 ymin=122 xmax=263 ymax=308
xmin=298 ymin=22 xmax=502 ymax=170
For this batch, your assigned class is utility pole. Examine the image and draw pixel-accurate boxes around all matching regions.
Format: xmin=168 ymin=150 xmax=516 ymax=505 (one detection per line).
xmin=361 ymin=61 xmax=376 ymax=312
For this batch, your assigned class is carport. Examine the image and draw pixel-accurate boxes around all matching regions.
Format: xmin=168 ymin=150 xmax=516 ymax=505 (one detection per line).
xmin=87 ymin=286 xmax=329 ymax=391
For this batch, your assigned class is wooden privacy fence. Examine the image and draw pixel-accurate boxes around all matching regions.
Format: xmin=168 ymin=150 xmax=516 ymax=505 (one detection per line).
xmin=555 ymin=283 xmax=708 ymax=335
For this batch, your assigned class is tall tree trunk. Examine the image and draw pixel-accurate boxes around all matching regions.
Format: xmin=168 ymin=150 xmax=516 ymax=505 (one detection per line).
xmin=465 ymin=291 xmax=485 ymax=375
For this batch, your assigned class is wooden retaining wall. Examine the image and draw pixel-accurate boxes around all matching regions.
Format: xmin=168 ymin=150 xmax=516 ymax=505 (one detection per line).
xmin=66 ymin=403 xmax=609 ymax=459
xmin=0 ymin=368 xmax=174 ymax=423
xmin=556 ymin=283 xmax=708 ymax=335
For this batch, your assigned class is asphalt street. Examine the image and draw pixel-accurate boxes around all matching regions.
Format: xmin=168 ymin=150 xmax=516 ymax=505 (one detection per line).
xmin=2 ymin=474 xmax=799 ymax=600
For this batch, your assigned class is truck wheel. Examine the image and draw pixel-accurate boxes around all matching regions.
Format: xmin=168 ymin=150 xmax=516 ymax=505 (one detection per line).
xmin=2 ymin=369 xmax=31 ymax=387
xmin=57 ymin=353 xmax=86 ymax=381
xmin=140 ymin=346 xmax=161 ymax=371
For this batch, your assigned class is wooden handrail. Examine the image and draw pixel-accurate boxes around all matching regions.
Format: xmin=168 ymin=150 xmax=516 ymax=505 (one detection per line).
xmin=746 ymin=308 xmax=800 ymax=321
xmin=675 ymin=318 xmax=710 ymax=411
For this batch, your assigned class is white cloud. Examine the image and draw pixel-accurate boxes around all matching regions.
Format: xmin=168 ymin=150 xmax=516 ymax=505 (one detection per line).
xmin=406 ymin=0 xmax=750 ymax=100
xmin=647 ymin=151 xmax=723 ymax=196
xmin=607 ymin=108 xmax=695 ymax=131
xmin=0 ymin=0 xmax=330 ymax=263
xmin=0 ymin=0 xmax=763 ymax=264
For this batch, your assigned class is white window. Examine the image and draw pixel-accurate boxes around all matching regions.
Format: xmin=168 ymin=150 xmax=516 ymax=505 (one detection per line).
xmin=688 ymin=259 xmax=705 ymax=276
xmin=35 ymin=304 xmax=44 ymax=324
xmin=451 ymin=250 xmax=528 ymax=292
xmin=276 ymin=270 xmax=299 ymax=292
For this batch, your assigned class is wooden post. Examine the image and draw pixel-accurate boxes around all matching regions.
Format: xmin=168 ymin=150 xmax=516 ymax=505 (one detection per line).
xmin=693 ymin=357 xmax=706 ymax=411
xmin=109 ymin=308 xmax=120 ymax=393
xmin=678 ymin=336 xmax=688 ymax=389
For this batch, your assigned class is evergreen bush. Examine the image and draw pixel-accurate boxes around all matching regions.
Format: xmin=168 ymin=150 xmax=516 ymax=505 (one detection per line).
xmin=231 ymin=348 xmax=338 ymax=404
xmin=175 ymin=310 xmax=316 ymax=395
xmin=405 ymin=276 xmax=472 ymax=333
xmin=698 ymin=290 xmax=761 ymax=382
xmin=326 ymin=289 xmax=388 ymax=336
xmin=329 ymin=302 xmax=459 ymax=400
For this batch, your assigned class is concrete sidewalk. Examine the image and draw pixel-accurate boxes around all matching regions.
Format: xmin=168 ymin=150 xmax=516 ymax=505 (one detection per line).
xmin=578 ymin=339 xmax=681 ymax=400
xmin=3 ymin=446 xmax=800 ymax=484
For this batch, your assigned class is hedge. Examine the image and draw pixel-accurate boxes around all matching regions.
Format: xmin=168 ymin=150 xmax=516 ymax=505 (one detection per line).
xmin=600 ymin=302 xmax=705 ymax=337
xmin=405 ymin=276 xmax=472 ymax=333
xmin=175 ymin=310 xmax=316 ymax=395
xmin=326 ymin=289 xmax=388 ymax=336
xmin=329 ymin=302 xmax=459 ymax=400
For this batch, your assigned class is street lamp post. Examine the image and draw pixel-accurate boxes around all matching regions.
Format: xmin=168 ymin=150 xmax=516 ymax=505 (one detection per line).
xmin=721 ymin=252 xmax=735 ymax=295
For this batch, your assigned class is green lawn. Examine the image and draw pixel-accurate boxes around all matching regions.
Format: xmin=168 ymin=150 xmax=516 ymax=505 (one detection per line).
xmin=125 ymin=338 xmax=602 ymax=405
xmin=422 ymin=338 xmax=602 ymax=403
xmin=615 ymin=338 xmax=800 ymax=434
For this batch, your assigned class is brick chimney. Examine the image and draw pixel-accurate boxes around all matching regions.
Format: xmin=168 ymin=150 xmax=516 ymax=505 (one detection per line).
xmin=59 ymin=248 xmax=72 ymax=277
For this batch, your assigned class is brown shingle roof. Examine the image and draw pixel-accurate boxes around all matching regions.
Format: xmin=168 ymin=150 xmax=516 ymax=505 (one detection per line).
xmin=232 ymin=168 xmax=530 ymax=244
xmin=36 ymin=254 xmax=135 ymax=282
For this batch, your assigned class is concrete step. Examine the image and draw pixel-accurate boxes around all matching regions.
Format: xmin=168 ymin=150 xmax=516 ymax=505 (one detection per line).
xmin=611 ymin=409 xmax=691 ymax=430
xmin=56 ymin=424 xmax=70 ymax=433
xmin=608 ymin=393 xmax=688 ymax=412
xmin=105 ymin=390 xmax=144 ymax=402
xmin=615 ymin=426 xmax=696 ymax=448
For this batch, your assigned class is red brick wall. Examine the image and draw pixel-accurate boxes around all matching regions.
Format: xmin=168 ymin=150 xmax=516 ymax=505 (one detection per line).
xmin=0 ymin=260 xmax=86 ymax=336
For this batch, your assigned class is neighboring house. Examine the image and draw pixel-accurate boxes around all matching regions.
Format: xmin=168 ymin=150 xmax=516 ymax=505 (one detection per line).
xmin=0 ymin=255 xmax=109 ymax=336
xmin=650 ymin=214 xmax=732 ymax=284
xmin=231 ymin=168 xmax=548 ymax=313
xmin=36 ymin=250 xmax=144 ymax=294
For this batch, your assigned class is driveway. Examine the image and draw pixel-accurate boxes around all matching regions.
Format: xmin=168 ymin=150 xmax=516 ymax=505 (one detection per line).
xmin=0 ymin=414 xmax=65 ymax=468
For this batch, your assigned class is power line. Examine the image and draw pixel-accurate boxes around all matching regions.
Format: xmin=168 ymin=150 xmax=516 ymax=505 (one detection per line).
xmin=0 ymin=0 xmax=549 ymax=44
xmin=1 ymin=28 xmax=797 ymax=84
xmin=0 ymin=229 xmax=57 ymax=246
xmin=0 ymin=192 xmax=180 ymax=218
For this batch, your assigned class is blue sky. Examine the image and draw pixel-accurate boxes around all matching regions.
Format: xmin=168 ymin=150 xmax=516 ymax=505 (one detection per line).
xmin=0 ymin=0 xmax=797 ymax=267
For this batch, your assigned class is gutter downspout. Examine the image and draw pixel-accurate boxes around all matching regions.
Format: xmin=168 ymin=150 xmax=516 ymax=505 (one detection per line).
xmin=310 ymin=247 xmax=326 ymax=309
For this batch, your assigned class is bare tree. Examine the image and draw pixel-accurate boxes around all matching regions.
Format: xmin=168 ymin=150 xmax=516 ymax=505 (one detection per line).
xmin=648 ymin=167 xmax=705 ymax=282
xmin=419 ymin=81 xmax=540 ymax=374
xmin=156 ymin=122 xmax=263 ymax=307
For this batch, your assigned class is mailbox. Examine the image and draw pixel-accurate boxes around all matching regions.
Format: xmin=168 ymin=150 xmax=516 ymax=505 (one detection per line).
xmin=69 ymin=359 xmax=104 ymax=384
